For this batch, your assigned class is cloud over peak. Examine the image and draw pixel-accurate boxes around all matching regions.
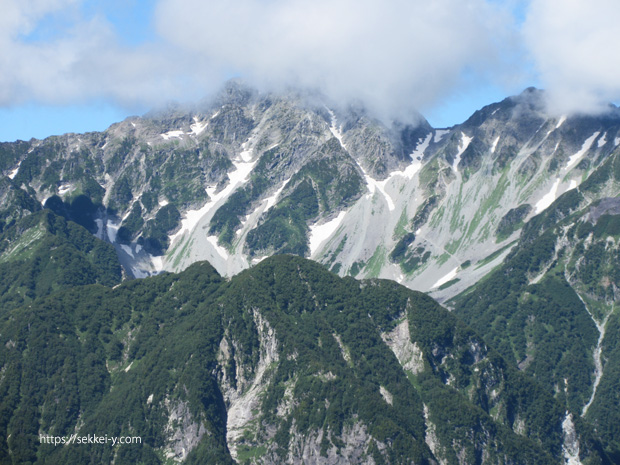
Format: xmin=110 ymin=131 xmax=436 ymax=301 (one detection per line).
xmin=155 ymin=0 xmax=517 ymax=121
xmin=524 ymin=0 xmax=620 ymax=115
xmin=1 ymin=0 xmax=619 ymax=123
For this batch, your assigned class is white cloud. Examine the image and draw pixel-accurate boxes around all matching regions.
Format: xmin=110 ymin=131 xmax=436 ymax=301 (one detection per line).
xmin=0 ymin=0 xmax=222 ymax=109
xmin=0 ymin=0 xmax=522 ymax=122
xmin=154 ymin=0 xmax=519 ymax=121
xmin=6 ymin=0 xmax=619 ymax=123
xmin=524 ymin=0 xmax=620 ymax=115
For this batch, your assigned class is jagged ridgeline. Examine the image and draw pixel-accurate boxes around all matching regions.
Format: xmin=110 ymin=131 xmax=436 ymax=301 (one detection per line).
xmin=2 ymin=83 xmax=619 ymax=301
xmin=451 ymin=146 xmax=620 ymax=461
xmin=0 ymin=255 xmax=612 ymax=464
xmin=1 ymin=82 xmax=620 ymax=464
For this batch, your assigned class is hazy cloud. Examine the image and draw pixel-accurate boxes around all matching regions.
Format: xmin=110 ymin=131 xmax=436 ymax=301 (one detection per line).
xmin=0 ymin=0 xmax=221 ymax=109
xmin=0 ymin=0 xmax=522 ymax=121
xmin=524 ymin=0 xmax=620 ymax=115
xmin=2 ymin=0 xmax=619 ymax=123
xmin=154 ymin=0 xmax=519 ymax=121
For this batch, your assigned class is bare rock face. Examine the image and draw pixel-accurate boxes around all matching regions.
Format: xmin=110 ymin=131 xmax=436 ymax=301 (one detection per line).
xmin=381 ymin=316 xmax=425 ymax=375
xmin=223 ymin=309 xmax=279 ymax=461
xmin=281 ymin=421 xmax=381 ymax=465
xmin=162 ymin=399 xmax=208 ymax=462
xmin=4 ymin=84 xmax=620 ymax=305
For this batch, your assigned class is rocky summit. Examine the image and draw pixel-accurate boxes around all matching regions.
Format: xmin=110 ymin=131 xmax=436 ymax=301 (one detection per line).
xmin=3 ymin=84 xmax=620 ymax=302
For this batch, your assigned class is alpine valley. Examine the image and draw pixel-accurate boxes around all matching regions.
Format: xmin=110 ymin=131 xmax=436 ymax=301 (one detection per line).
xmin=1 ymin=82 xmax=619 ymax=464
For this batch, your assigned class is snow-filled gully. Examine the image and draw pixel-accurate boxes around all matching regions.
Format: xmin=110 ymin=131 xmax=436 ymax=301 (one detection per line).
xmin=575 ymin=294 xmax=611 ymax=417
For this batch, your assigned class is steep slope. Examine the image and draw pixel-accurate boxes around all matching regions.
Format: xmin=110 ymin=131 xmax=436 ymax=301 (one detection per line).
xmin=4 ymin=84 xmax=618 ymax=297
xmin=0 ymin=209 xmax=121 ymax=313
xmin=452 ymin=147 xmax=620 ymax=458
xmin=0 ymin=255 xmax=611 ymax=464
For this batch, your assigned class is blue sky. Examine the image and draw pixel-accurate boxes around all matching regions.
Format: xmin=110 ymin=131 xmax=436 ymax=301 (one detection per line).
xmin=1 ymin=0 xmax=619 ymax=142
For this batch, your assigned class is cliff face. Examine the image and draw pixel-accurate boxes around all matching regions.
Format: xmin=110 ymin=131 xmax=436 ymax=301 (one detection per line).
xmin=3 ymin=84 xmax=618 ymax=302
xmin=0 ymin=256 xmax=611 ymax=464
xmin=1 ymin=84 xmax=620 ymax=462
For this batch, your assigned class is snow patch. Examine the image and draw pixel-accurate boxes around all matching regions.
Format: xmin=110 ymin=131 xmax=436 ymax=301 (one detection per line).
xmin=131 ymin=268 xmax=149 ymax=279
xmin=327 ymin=108 xmax=346 ymax=149
xmin=597 ymin=132 xmax=607 ymax=147
xmin=358 ymin=141 xmax=427 ymax=210
xmin=95 ymin=219 xmax=104 ymax=240
xmin=615 ymin=137 xmax=620 ymax=146
xmin=362 ymin=172 xmax=395 ymax=211
xmin=207 ymin=236 xmax=229 ymax=260
xmin=400 ymin=133 xmax=431 ymax=179
xmin=564 ymin=132 xmax=599 ymax=171
xmin=106 ymin=220 xmax=121 ymax=243
xmin=401 ymin=159 xmax=423 ymax=180
xmin=190 ymin=117 xmax=208 ymax=136
xmin=309 ymin=211 xmax=347 ymax=257
xmin=568 ymin=179 xmax=578 ymax=191
xmin=151 ymin=255 xmax=164 ymax=273
xmin=431 ymin=267 xmax=458 ymax=289
xmin=58 ymin=184 xmax=73 ymax=195
xmin=160 ymin=130 xmax=185 ymax=140
xmin=239 ymin=141 xmax=253 ymax=162
xmin=263 ymin=178 xmax=290 ymax=213
xmin=556 ymin=115 xmax=567 ymax=129
xmin=169 ymin=157 xmax=257 ymax=243
xmin=452 ymin=133 xmax=472 ymax=171
xmin=535 ymin=178 xmax=561 ymax=213
xmin=410 ymin=133 xmax=432 ymax=161
xmin=159 ymin=199 xmax=169 ymax=207
xmin=491 ymin=136 xmax=500 ymax=153
xmin=8 ymin=161 xmax=21 ymax=179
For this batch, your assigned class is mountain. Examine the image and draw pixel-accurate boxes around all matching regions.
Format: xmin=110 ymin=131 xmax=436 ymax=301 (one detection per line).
xmin=451 ymin=157 xmax=620 ymax=459
xmin=0 ymin=255 xmax=612 ymax=464
xmin=2 ymin=83 xmax=618 ymax=301
xmin=1 ymin=83 xmax=620 ymax=463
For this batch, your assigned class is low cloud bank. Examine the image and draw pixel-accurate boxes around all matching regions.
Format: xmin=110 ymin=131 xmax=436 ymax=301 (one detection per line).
xmin=1 ymin=0 xmax=618 ymax=122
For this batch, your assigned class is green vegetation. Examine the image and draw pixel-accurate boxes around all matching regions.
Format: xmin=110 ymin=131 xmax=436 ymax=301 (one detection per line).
xmin=140 ymin=204 xmax=182 ymax=255
xmin=245 ymin=139 xmax=364 ymax=257
xmin=389 ymin=232 xmax=415 ymax=263
xmin=495 ymin=204 xmax=532 ymax=242
xmin=474 ymin=240 xmax=518 ymax=269
xmin=453 ymin=174 xmax=620 ymax=457
xmin=246 ymin=179 xmax=318 ymax=256
xmin=0 ymin=252 xmax=610 ymax=464
xmin=0 ymin=210 xmax=122 ymax=312
xmin=438 ymin=277 xmax=460 ymax=290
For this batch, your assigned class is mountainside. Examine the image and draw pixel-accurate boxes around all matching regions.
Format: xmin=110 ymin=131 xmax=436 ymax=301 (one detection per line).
xmin=451 ymin=154 xmax=620 ymax=458
xmin=2 ymin=84 xmax=618 ymax=300
xmin=0 ymin=255 xmax=612 ymax=464
xmin=2 ymin=83 xmax=620 ymax=463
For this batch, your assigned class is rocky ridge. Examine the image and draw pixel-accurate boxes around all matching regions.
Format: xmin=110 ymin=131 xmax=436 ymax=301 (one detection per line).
xmin=2 ymin=84 xmax=619 ymax=302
